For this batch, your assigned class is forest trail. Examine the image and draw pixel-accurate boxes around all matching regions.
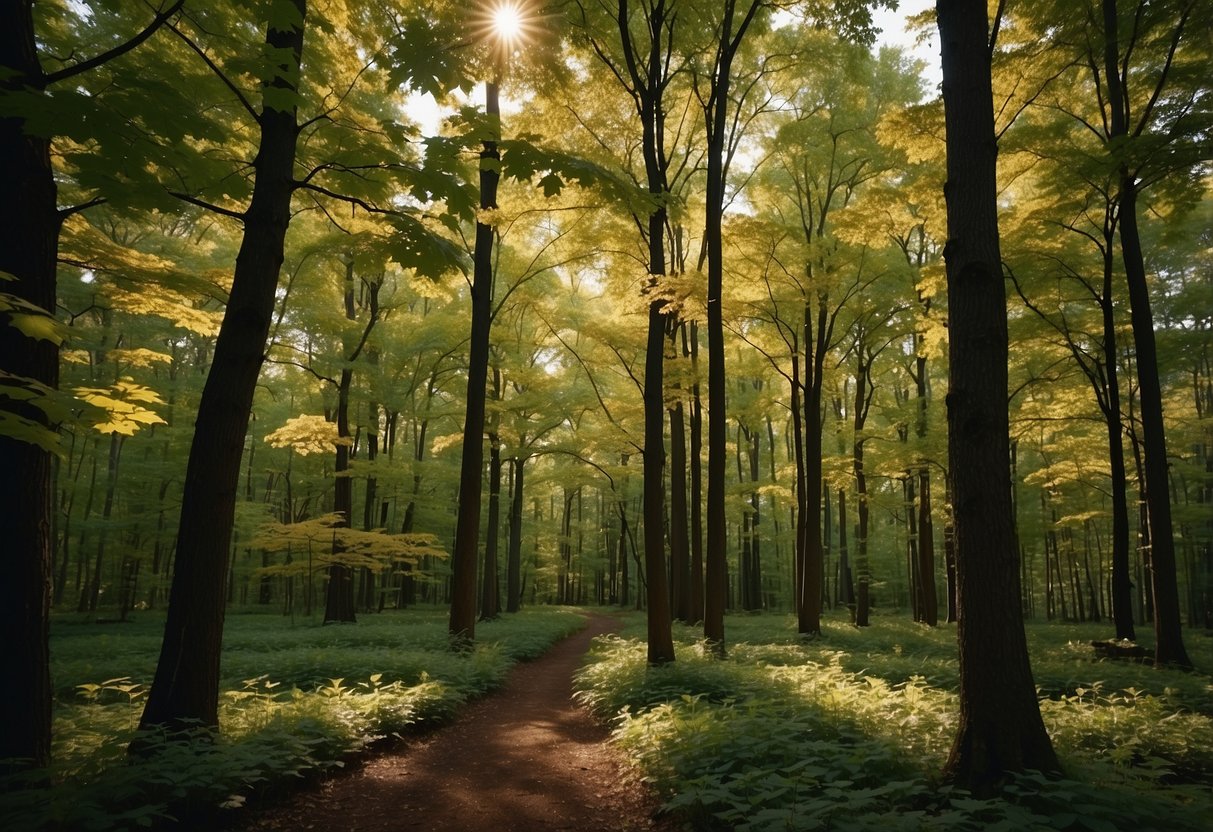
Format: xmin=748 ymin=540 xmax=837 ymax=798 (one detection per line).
xmin=237 ymin=612 xmax=673 ymax=832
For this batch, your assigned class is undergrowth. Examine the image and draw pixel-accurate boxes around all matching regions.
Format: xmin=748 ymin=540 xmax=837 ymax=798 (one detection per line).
xmin=575 ymin=612 xmax=1213 ymax=831
xmin=1 ymin=607 xmax=583 ymax=831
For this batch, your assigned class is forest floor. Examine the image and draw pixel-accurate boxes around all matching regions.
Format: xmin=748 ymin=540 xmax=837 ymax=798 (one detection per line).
xmin=234 ymin=612 xmax=676 ymax=832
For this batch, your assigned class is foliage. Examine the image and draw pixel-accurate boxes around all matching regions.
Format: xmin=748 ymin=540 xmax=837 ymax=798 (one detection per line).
xmin=575 ymin=612 xmax=1213 ymax=831
xmin=1 ymin=608 xmax=582 ymax=831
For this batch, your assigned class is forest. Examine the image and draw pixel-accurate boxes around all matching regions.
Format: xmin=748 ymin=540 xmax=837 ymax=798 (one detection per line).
xmin=1 ymin=0 xmax=1211 ymax=829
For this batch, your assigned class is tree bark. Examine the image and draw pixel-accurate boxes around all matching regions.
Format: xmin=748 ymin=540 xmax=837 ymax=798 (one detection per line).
xmin=936 ymin=0 xmax=1059 ymax=791
xmin=449 ymin=79 xmax=499 ymax=645
xmin=702 ymin=0 xmax=762 ymax=652
xmin=853 ymin=352 xmax=871 ymax=627
xmin=2 ymin=0 xmax=181 ymax=771
xmin=688 ymin=324 xmax=705 ymax=623
xmin=0 ymin=1 xmax=56 ymax=769
xmin=506 ymin=454 xmax=525 ymax=612
xmin=480 ymin=369 xmax=503 ymax=620
xmin=668 ymin=391 xmax=691 ymax=622
xmin=137 ymin=0 xmax=305 ymax=736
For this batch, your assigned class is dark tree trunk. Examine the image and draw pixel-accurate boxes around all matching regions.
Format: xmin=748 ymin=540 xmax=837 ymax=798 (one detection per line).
xmin=936 ymin=0 xmax=1059 ymax=791
xmin=688 ymin=324 xmax=705 ymax=623
xmin=944 ymin=474 xmax=958 ymax=624
xmin=480 ymin=371 xmax=503 ymax=621
xmin=0 ymin=2 xmax=56 ymax=768
xmin=1116 ymin=181 xmax=1190 ymax=666
xmin=702 ymin=0 xmax=762 ymax=652
xmin=619 ymin=0 xmax=675 ymax=664
xmin=642 ymin=285 xmax=674 ymax=662
xmin=853 ymin=352 xmax=872 ymax=627
xmin=745 ymin=422 xmax=762 ymax=611
xmin=669 ymin=392 xmax=691 ymax=623
xmin=1100 ymin=0 xmax=1190 ymax=666
xmin=138 ymin=0 xmax=306 ymax=735
xmin=918 ymin=468 xmax=939 ymax=625
xmin=449 ymin=79 xmax=499 ymax=645
xmin=324 ymin=259 xmax=362 ymax=625
xmin=915 ymin=351 xmax=939 ymax=626
xmin=800 ymin=299 xmax=828 ymax=634
xmin=2 ymin=0 xmax=180 ymax=772
xmin=1099 ymin=260 xmax=1134 ymax=639
xmin=837 ymin=486 xmax=855 ymax=614
xmin=506 ymin=455 xmax=525 ymax=613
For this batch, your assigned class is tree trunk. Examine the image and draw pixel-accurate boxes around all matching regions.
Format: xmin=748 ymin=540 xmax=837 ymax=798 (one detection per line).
xmin=936 ymin=0 xmax=1059 ymax=791
xmin=800 ymin=298 xmax=828 ymax=634
xmin=449 ymin=79 xmax=499 ymax=645
xmin=688 ymin=324 xmax=705 ymax=623
xmin=918 ymin=468 xmax=939 ymax=625
xmin=1115 ymin=179 xmax=1191 ymax=665
xmin=506 ymin=455 xmax=525 ymax=613
xmin=853 ymin=356 xmax=871 ymax=627
xmin=480 ymin=381 xmax=502 ymax=621
xmin=0 ymin=0 xmax=60 ymax=769
xmin=137 ymin=0 xmax=306 ymax=736
xmin=324 ymin=258 xmax=361 ymax=625
xmin=1100 ymin=0 xmax=1191 ymax=666
xmin=669 ymin=392 xmax=691 ymax=623
xmin=703 ymin=3 xmax=759 ymax=652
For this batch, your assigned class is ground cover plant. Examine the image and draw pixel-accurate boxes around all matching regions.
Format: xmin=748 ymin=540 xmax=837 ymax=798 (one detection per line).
xmin=0 ymin=607 xmax=583 ymax=831
xmin=575 ymin=612 xmax=1213 ymax=831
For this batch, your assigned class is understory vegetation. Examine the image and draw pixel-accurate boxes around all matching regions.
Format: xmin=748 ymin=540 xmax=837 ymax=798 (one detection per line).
xmin=0 ymin=608 xmax=582 ymax=831
xmin=574 ymin=612 xmax=1213 ymax=832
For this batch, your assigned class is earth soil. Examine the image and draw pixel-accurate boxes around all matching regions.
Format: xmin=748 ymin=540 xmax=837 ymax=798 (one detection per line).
xmin=235 ymin=612 xmax=677 ymax=832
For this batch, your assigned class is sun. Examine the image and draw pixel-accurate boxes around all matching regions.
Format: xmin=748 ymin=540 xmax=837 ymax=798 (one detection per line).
xmin=493 ymin=2 xmax=524 ymax=42
xmin=472 ymin=0 xmax=541 ymax=64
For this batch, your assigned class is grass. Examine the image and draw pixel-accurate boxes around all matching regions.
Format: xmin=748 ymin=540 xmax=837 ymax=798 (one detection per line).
xmin=574 ymin=610 xmax=1213 ymax=832
xmin=9 ymin=606 xmax=1211 ymax=831
xmin=2 ymin=606 xmax=584 ymax=832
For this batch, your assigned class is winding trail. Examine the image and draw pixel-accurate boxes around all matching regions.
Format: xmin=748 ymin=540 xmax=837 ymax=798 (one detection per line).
xmin=239 ymin=612 xmax=673 ymax=832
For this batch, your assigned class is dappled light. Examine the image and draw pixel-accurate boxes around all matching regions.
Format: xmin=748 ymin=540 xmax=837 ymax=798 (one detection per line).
xmin=2 ymin=0 xmax=1209 ymax=829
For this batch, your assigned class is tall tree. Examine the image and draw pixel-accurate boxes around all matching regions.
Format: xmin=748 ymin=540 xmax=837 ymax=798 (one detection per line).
xmin=696 ymin=0 xmax=765 ymax=651
xmin=0 ymin=0 xmax=181 ymax=769
xmin=573 ymin=0 xmax=679 ymax=663
xmin=139 ymin=0 xmax=462 ymax=731
xmin=324 ymin=258 xmax=381 ymax=624
xmin=1096 ymin=0 xmax=1200 ymax=667
xmin=448 ymin=76 xmax=500 ymax=644
xmin=936 ymin=0 xmax=1059 ymax=791
xmin=137 ymin=0 xmax=309 ymax=735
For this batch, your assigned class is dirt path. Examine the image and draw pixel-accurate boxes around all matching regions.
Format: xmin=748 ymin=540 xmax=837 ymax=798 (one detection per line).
xmin=238 ymin=612 xmax=674 ymax=832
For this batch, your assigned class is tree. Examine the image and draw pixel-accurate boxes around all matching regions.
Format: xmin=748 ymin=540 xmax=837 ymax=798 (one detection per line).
xmin=573 ymin=0 xmax=679 ymax=664
xmin=696 ymin=0 xmax=767 ymax=651
xmin=138 ymin=0 xmax=462 ymax=733
xmin=324 ymin=256 xmax=381 ymax=624
xmin=935 ymin=0 xmax=1059 ymax=791
xmin=448 ymin=76 xmax=501 ymax=644
xmin=136 ymin=0 xmax=310 ymax=736
xmin=0 ymin=0 xmax=182 ymax=770
xmin=1094 ymin=0 xmax=1201 ymax=667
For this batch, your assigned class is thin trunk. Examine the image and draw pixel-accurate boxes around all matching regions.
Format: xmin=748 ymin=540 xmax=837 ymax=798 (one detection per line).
xmin=1101 ymin=0 xmax=1190 ymax=667
xmin=669 ymin=389 xmax=691 ymax=622
xmin=480 ymin=371 xmax=503 ymax=621
xmin=449 ymin=78 xmax=499 ymax=645
xmin=688 ymin=325 xmax=705 ymax=623
xmin=506 ymin=455 xmax=525 ymax=613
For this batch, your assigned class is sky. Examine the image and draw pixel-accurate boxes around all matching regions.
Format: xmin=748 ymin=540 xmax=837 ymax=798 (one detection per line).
xmin=405 ymin=0 xmax=943 ymax=141
xmin=872 ymin=0 xmax=942 ymax=94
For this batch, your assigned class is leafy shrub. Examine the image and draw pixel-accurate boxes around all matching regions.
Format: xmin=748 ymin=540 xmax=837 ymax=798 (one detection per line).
xmin=2 ymin=607 xmax=582 ymax=831
xmin=575 ymin=611 xmax=1213 ymax=832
